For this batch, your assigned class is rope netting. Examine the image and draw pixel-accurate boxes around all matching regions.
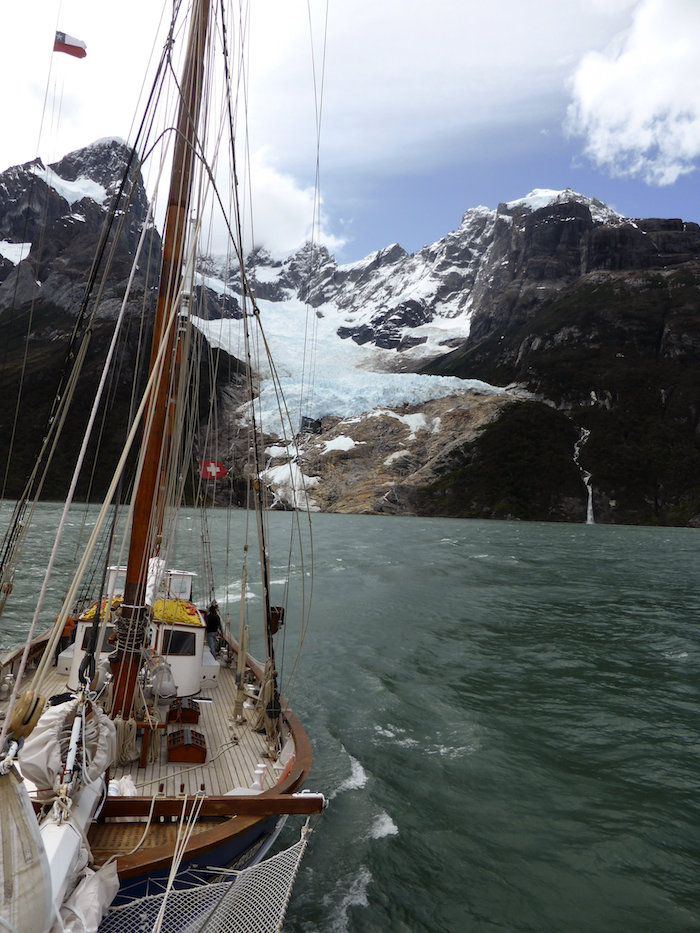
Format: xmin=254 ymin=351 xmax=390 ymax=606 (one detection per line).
xmin=98 ymin=831 xmax=309 ymax=933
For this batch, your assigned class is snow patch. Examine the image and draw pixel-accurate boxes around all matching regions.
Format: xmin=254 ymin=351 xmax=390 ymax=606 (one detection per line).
xmin=30 ymin=165 xmax=107 ymax=207
xmin=320 ymin=435 xmax=363 ymax=454
xmin=506 ymin=188 xmax=569 ymax=212
xmin=260 ymin=461 xmax=320 ymax=511
xmin=89 ymin=136 xmax=128 ymax=149
xmin=384 ymin=449 xmax=410 ymax=466
xmin=367 ymin=409 xmax=440 ymax=439
xmin=265 ymin=444 xmax=300 ymax=458
xmin=505 ymin=188 xmax=624 ymax=224
xmin=252 ymin=266 xmax=281 ymax=283
xmin=0 ymin=240 xmax=31 ymax=264
xmin=195 ymin=270 xmax=232 ymax=297
xmin=29 ymin=165 xmax=107 ymax=206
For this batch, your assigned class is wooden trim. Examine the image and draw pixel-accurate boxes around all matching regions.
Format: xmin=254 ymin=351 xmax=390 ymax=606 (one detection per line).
xmin=0 ymin=629 xmax=51 ymax=671
xmin=94 ymin=792 xmax=325 ymax=818
xmin=90 ymin=812 xmax=260 ymax=877
xmin=101 ymin=683 xmax=316 ymax=879
xmin=14 ymin=634 xmax=317 ymax=881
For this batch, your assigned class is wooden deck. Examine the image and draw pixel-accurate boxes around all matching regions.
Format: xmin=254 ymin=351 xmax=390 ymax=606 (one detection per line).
xmin=108 ymin=666 xmax=278 ymax=799
xmin=0 ymin=642 xmax=286 ymax=801
xmin=0 ymin=635 xmax=315 ymax=874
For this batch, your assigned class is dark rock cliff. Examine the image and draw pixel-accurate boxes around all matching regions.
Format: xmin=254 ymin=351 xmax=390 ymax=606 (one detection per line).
xmin=0 ymin=141 xmax=243 ymax=501
xmin=420 ymin=201 xmax=700 ymax=525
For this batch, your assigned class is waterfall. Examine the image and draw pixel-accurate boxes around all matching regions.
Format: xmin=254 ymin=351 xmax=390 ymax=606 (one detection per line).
xmin=573 ymin=428 xmax=595 ymax=525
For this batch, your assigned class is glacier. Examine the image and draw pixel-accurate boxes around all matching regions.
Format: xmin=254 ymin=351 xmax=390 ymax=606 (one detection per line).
xmin=193 ymin=297 xmax=503 ymax=438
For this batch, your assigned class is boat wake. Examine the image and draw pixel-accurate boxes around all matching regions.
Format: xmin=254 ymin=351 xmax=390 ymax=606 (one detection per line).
xmin=368 ymin=810 xmax=398 ymax=839
xmin=325 ymin=866 xmax=372 ymax=933
xmin=331 ymin=751 xmax=368 ymax=799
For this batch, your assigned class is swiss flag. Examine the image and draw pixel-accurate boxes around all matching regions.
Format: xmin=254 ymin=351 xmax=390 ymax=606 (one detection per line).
xmin=198 ymin=459 xmax=226 ymax=480
xmin=54 ymin=31 xmax=87 ymax=59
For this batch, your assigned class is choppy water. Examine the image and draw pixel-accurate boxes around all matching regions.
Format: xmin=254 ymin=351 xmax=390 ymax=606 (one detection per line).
xmin=1 ymin=505 xmax=698 ymax=931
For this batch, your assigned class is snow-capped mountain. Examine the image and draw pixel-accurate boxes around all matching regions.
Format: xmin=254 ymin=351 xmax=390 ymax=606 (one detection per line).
xmin=198 ymin=184 xmax=694 ymax=367
xmin=1 ymin=141 xmax=699 ymax=525
xmin=0 ymin=138 xmax=160 ymax=317
xmin=192 ymin=188 xmax=700 ymax=525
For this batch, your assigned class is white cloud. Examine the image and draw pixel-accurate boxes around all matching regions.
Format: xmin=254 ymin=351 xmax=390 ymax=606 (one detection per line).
xmin=204 ymin=149 xmax=345 ymax=258
xmin=246 ymin=0 xmax=635 ymax=175
xmin=0 ymin=2 xmax=340 ymax=260
xmin=9 ymin=0 xmax=688 ymax=259
xmin=567 ymin=0 xmax=700 ymax=184
xmin=247 ymin=155 xmax=344 ymax=257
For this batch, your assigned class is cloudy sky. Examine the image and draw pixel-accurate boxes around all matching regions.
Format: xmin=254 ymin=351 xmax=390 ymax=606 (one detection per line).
xmin=3 ymin=0 xmax=699 ymax=261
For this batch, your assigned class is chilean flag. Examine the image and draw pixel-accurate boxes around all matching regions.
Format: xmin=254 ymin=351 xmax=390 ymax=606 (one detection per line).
xmin=199 ymin=459 xmax=226 ymax=480
xmin=54 ymin=31 xmax=87 ymax=59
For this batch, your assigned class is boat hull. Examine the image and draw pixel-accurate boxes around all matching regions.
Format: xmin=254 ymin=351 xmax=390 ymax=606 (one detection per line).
xmin=109 ymin=813 xmax=284 ymax=904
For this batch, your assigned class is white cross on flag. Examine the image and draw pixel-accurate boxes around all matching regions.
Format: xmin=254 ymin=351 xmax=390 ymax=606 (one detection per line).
xmin=198 ymin=459 xmax=226 ymax=480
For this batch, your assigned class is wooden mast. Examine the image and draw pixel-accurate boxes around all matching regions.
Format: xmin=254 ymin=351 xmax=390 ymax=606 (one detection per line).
xmin=111 ymin=0 xmax=212 ymax=716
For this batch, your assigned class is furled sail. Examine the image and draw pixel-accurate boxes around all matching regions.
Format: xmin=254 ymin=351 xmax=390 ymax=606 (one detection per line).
xmin=0 ymin=769 xmax=52 ymax=933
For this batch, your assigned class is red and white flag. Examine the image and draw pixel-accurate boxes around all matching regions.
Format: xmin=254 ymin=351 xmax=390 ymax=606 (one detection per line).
xmin=54 ymin=31 xmax=87 ymax=59
xmin=198 ymin=459 xmax=226 ymax=480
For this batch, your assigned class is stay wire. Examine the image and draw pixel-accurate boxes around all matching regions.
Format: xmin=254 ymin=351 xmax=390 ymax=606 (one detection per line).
xmin=0 ymin=23 xmax=175 ymax=620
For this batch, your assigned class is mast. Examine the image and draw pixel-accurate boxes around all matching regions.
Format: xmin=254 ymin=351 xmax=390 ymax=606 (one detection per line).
xmin=111 ymin=0 xmax=211 ymax=716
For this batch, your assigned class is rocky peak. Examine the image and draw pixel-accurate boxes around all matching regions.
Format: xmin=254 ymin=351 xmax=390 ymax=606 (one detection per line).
xmin=281 ymin=242 xmax=335 ymax=302
xmin=0 ymin=138 xmax=158 ymax=316
xmin=498 ymin=187 xmax=624 ymax=224
xmin=193 ymin=187 xmax=699 ymax=367
xmin=50 ymin=137 xmax=132 ymax=192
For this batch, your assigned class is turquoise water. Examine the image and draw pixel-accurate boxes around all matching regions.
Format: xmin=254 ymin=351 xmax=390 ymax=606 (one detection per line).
xmin=280 ymin=516 xmax=699 ymax=932
xmin=1 ymin=506 xmax=698 ymax=931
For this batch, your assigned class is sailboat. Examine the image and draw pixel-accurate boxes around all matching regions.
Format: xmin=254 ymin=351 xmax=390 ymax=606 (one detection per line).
xmin=0 ymin=1 xmax=324 ymax=930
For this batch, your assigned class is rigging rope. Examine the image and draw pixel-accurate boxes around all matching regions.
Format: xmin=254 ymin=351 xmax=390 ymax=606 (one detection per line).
xmin=0 ymin=21 xmax=178 ymax=623
xmin=0 ymin=261 xmax=194 ymax=748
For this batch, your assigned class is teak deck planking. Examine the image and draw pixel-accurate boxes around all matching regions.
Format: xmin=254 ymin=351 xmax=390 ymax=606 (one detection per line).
xmin=0 ymin=636 xmax=315 ymax=869
xmin=0 ymin=651 xmax=281 ymax=801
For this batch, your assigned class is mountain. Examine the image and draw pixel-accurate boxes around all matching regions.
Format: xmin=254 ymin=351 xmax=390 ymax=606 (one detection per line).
xmin=1 ymin=143 xmax=698 ymax=525
xmin=0 ymin=138 xmax=160 ymax=315
xmin=195 ymin=189 xmax=700 ymax=526
xmin=416 ymin=192 xmax=700 ymax=526
xmin=0 ymin=140 xmax=242 ymax=501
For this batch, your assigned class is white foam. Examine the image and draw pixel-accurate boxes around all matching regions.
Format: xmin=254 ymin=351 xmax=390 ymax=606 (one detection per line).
xmin=426 ymin=744 xmax=472 ymax=759
xmin=331 ymin=753 xmax=368 ymax=799
xmin=374 ymin=723 xmax=419 ymax=748
xmin=369 ymin=811 xmax=398 ymax=839
xmin=222 ymin=580 xmax=257 ymax=601
xmin=327 ymin=866 xmax=372 ymax=933
xmin=374 ymin=725 xmax=397 ymax=739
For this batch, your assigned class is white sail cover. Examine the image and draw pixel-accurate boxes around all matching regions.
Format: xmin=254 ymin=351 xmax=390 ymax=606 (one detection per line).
xmin=0 ymin=769 xmax=52 ymax=933
xmin=54 ymin=862 xmax=119 ymax=933
xmin=19 ymin=700 xmax=116 ymax=800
